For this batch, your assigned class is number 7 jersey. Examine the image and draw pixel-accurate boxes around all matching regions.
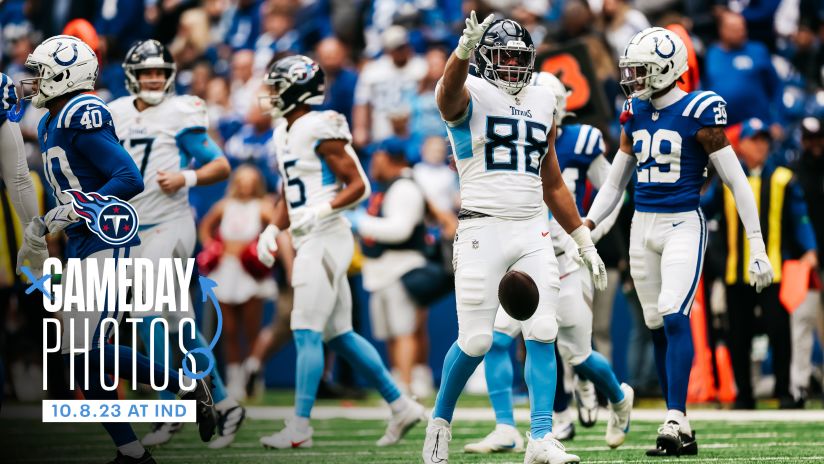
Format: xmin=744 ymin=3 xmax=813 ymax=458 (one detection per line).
xmin=622 ymin=90 xmax=727 ymax=213
xmin=443 ymin=74 xmax=556 ymax=220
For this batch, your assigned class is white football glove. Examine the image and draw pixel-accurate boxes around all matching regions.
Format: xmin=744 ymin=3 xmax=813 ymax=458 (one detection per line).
xmin=44 ymin=204 xmax=79 ymax=233
xmin=747 ymin=234 xmax=774 ymax=293
xmin=289 ymin=202 xmax=333 ymax=237
xmin=18 ymin=219 xmax=49 ymax=277
xmin=570 ymin=225 xmax=608 ymax=291
xmin=456 ymin=10 xmax=495 ymax=60
xmin=257 ymin=224 xmax=279 ymax=268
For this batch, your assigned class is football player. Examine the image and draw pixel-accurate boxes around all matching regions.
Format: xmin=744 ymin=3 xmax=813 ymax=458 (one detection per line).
xmin=108 ymin=40 xmax=241 ymax=449
xmin=21 ymin=35 xmax=216 ymax=464
xmin=464 ymin=72 xmax=632 ymax=455
xmin=585 ymin=27 xmax=773 ymax=456
xmin=255 ymin=55 xmax=425 ymax=449
xmin=422 ymin=13 xmax=608 ymax=464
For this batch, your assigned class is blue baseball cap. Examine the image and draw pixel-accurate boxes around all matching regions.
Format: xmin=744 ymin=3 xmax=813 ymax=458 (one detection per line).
xmin=740 ymin=118 xmax=770 ymax=140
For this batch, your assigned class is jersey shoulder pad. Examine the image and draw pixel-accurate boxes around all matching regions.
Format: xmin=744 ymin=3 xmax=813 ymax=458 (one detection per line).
xmin=571 ymin=124 xmax=605 ymax=157
xmin=58 ymin=94 xmax=113 ymax=131
xmin=310 ymin=110 xmax=352 ymax=143
xmin=681 ymin=90 xmax=727 ymax=126
xmin=170 ymin=95 xmax=209 ymax=131
xmin=1 ymin=73 xmax=17 ymax=111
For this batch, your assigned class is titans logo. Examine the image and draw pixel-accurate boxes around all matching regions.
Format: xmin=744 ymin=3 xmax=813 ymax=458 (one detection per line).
xmin=66 ymin=190 xmax=139 ymax=246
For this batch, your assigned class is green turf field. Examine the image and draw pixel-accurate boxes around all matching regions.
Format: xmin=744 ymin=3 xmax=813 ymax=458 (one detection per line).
xmin=3 ymin=415 xmax=824 ymax=463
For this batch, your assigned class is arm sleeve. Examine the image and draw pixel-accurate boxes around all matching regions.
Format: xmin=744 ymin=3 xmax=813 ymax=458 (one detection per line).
xmin=175 ymin=128 xmax=224 ymax=166
xmin=356 ymin=180 xmax=425 ymax=244
xmin=585 ymin=150 xmax=635 ymax=226
xmin=788 ymin=180 xmax=818 ymax=251
xmin=73 ymin=128 xmax=144 ymax=200
xmin=0 ymin=120 xmax=38 ymax=225
xmin=708 ymin=145 xmax=762 ymax=237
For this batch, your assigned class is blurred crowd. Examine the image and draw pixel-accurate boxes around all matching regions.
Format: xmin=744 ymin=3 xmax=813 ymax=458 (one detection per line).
xmin=2 ymin=0 xmax=824 ymax=408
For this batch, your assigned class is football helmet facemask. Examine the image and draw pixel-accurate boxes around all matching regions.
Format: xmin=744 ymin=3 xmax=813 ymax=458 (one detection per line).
xmin=619 ymin=27 xmax=688 ymax=100
xmin=123 ymin=40 xmax=176 ymax=105
xmin=260 ymin=55 xmax=325 ymax=119
xmin=475 ymin=19 xmax=535 ymax=95
xmin=22 ymin=35 xmax=98 ymax=109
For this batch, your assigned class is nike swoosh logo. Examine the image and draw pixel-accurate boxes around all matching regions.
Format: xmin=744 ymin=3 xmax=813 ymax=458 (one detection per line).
xmin=672 ymin=221 xmax=685 ymax=227
xmin=500 ymin=442 xmax=517 ymax=449
xmin=85 ymin=105 xmax=97 ymax=111
xmin=541 ymin=231 xmax=550 ymax=237
xmin=291 ymin=439 xmax=309 ymax=448
xmin=431 ymin=430 xmax=446 ymax=463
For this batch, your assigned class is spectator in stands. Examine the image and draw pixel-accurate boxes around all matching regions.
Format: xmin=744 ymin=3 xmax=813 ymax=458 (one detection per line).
xmin=704 ymin=12 xmax=783 ymax=133
xmin=352 ymin=25 xmax=427 ymax=148
xmin=224 ymin=0 xmax=262 ymax=51
xmin=602 ymin=0 xmax=651 ymax=59
xmin=413 ymin=136 xmax=458 ymax=213
xmin=224 ymin=102 xmax=279 ymax=192
xmin=315 ymin=37 xmax=358 ymax=124
xmin=409 ymin=48 xmax=448 ymax=159
xmin=715 ymin=0 xmax=781 ymax=49
xmin=701 ymin=118 xmax=818 ymax=409
xmin=512 ymin=0 xmax=550 ymax=45
xmin=254 ymin=2 xmax=302 ymax=72
xmin=229 ymin=49 xmax=258 ymax=117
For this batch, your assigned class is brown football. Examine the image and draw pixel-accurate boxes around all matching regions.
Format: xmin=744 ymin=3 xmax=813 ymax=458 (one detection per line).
xmin=498 ymin=270 xmax=539 ymax=321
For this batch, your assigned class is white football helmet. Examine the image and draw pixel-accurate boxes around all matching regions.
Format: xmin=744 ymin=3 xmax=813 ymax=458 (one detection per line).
xmin=22 ymin=35 xmax=98 ymax=108
xmin=532 ymin=71 xmax=572 ymax=126
xmin=619 ymin=27 xmax=687 ymax=100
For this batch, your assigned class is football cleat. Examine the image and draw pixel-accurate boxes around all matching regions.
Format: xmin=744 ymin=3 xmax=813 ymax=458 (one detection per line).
xmin=646 ymin=421 xmax=698 ymax=456
xmin=573 ymin=377 xmax=598 ymax=427
xmin=464 ymin=423 xmax=524 ymax=453
xmin=260 ymin=419 xmax=314 ymax=449
xmin=605 ymin=383 xmax=634 ymax=448
xmin=181 ymin=378 xmax=217 ymax=442
xmin=422 ymin=417 xmax=451 ymax=463
xmin=377 ymin=399 xmax=425 ymax=446
xmin=106 ymin=451 xmax=156 ymax=464
xmin=524 ymin=432 xmax=580 ymax=464
xmin=141 ymin=422 xmax=183 ymax=446
xmin=552 ymin=417 xmax=576 ymax=441
xmin=209 ymin=405 xmax=246 ymax=449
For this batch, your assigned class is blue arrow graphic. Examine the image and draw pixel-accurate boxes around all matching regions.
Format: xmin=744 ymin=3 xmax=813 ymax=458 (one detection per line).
xmin=182 ymin=276 xmax=224 ymax=380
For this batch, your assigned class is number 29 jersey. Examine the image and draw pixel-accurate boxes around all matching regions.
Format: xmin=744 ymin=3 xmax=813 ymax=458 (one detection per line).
xmin=443 ymin=74 xmax=556 ymax=220
xmin=622 ymin=90 xmax=727 ymax=213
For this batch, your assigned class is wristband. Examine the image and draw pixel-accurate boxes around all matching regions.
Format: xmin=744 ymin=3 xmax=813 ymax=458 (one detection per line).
xmin=315 ymin=202 xmax=334 ymax=219
xmin=181 ymin=170 xmax=198 ymax=187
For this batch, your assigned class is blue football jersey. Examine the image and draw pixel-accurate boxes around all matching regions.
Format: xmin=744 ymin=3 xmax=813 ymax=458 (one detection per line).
xmin=0 ymin=73 xmax=18 ymax=125
xmin=38 ymin=93 xmax=142 ymax=258
xmin=556 ymin=124 xmax=605 ymax=215
xmin=622 ymin=90 xmax=727 ymax=213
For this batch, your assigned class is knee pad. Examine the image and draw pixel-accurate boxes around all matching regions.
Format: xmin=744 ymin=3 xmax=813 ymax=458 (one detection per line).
xmin=523 ymin=316 xmax=558 ymax=343
xmin=458 ymin=332 xmax=493 ymax=357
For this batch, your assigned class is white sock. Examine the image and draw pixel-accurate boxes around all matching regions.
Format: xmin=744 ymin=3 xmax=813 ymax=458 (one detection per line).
xmin=118 ymin=440 xmax=145 ymax=458
xmin=389 ymin=395 xmax=411 ymax=414
xmin=665 ymin=409 xmax=691 ymax=434
xmin=216 ymin=397 xmax=239 ymax=412
xmin=292 ymin=416 xmax=311 ymax=432
xmin=244 ymin=357 xmax=261 ymax=373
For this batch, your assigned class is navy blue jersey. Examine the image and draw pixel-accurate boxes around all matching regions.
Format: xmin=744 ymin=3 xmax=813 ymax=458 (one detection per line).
xmin=38 ymin=93 xmax=143 ymax=258
xmin=622 ymin=90 xmax=727 ymax=213
xmin=556 ymin=124 xmax=605 ymax=215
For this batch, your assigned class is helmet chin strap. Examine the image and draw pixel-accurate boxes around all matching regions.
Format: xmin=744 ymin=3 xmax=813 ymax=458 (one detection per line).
xmin=139 ymin=90 xmax=166 ymax=105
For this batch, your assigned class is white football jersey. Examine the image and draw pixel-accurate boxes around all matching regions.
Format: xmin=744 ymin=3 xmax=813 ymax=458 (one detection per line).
xmin=109 ymin=95 xmax=208 ymax=225
xmin=273 ymin=110 xmax=353 ymax=243
xmin=444 ymin=74 xmax=556 ymax=220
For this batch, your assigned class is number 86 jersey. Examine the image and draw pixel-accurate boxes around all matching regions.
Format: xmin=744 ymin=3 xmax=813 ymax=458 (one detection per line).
xmin=622 ymin=90 xmax=727 ymax=213
xmin=443 ymin=74 xmax=556 ymax=220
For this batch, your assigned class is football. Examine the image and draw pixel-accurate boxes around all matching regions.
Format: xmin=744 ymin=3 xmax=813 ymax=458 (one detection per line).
xmin=498 ymin=270 xmax=540 ymax=321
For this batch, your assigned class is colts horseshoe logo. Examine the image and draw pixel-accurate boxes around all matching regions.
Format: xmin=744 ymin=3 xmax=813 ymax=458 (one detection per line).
xmin=52 ymin=41 xmax=79 ymax=67
xmin=653 ymin=35 xmax=675 ymax=59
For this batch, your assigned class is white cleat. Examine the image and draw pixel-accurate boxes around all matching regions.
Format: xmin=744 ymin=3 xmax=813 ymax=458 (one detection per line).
xmin=377 ymin=399 xmax=425 ymax=446
xmin=141 ymin=422 xmax=183 ymax=446
xmin=552 ymin=417 xmax=576 ymax=441
xmin=524 ymin=433 xmax=580 ymax=464
xmin=422 ymin=417 xmax=451 ymax=463
xmin=209 ymin=405 xmax=246 ymax=449
xmin=464 ymin=423 xmax=524 ymax=453
xmin=260 ymin=419 xmax=313 ymax=449
xmin=574 ymin=377 xmax=598 ymax=427
xmin=606 ymin=383 xmax=634 ymax=449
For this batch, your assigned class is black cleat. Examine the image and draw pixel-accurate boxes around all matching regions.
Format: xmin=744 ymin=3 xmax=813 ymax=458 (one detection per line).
xmin=181 ymin=378 xmax=217 ymax=442
xmin=106 ymin=451 xmax=156 ymax=464
xmin=646 ymin=421 xmax=698 ymax=457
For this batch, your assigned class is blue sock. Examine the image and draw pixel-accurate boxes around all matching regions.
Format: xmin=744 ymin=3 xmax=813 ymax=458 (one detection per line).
xmin=574 ymin=351 xmax=625 ymax=404
xmin=651 ymin=327 xmax=669 ymax=401
xmin=663 ymin=314 xmax=694 ymax=412
xmin=485 ymin=332 xmax=515 ymax=426
xmin=524 ymin=340 xmax=555 ymax=439
xmin=433 ymin=342 xmax=484 ymax=422
xmin=293 ymin=329 xmax=324 ymax=418
xmin=553 ymin=346 xmax=570 ymax=412
xmin=327 ymin=331 xmax=401 ymax=403
xmin=65 ymin=353 xmax=138 ymax=447
xmin=180 ymin=328 xmax=229 ymax=403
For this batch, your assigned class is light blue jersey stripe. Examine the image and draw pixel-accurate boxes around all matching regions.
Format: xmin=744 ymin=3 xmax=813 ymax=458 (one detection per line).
xmin=446 ymin=100 xmax=474 ymax=160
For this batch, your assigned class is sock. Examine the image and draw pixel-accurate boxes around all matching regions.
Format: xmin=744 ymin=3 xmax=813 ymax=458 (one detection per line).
xmin=432 ymin=342 xmax=484 ymax=422
xmin=118 ymin=440 xmax=145 ymax=459
xmin=388 ymin=396 xmax=411 ymax=414
xmin=524 ymin=340 xmax=556 ymax=439
xmin=573 ymin=351 xmax=624 ymax=404
xmin=651 ymin=326 xmax=669 ymax=401
xmin=663 ymin=314 xmax=694 ymax=413
xmin=665 ymin=409 xmax=692 ymax=434
xmin=485 ymin=332 xmax=516 ymax=426
xmin=553 ymin=346 xmax=570 ymax=413
xmin=291 ymin=415 xmax=310 ymax=432
xmin=245 ymin=356 xmax=261 ymax=373
xmin=216 ymin=397 xmax=239 ymax=411
xmin=327 ymin=331 xmax=401 ymax=403
xmin=293 ymin=329 xmax=324 ymax=418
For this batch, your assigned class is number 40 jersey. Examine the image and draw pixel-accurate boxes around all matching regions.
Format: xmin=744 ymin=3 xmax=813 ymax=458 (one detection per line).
xmin=622 ymin=90 xmax=728 ymax=213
